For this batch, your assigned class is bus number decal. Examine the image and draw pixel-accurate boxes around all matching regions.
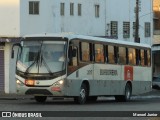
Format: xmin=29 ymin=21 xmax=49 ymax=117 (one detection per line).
xmin=87 ymin=70 xmax=93 ymax=75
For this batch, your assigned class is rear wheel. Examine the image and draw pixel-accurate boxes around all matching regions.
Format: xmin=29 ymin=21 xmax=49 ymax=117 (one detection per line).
xmin=115 ymin=83 xmax=132 ymax=102
xmin=74 ymin=84 xmax=88 ymax=104
xmin=34 ymin=96 xmax=47 ymax=103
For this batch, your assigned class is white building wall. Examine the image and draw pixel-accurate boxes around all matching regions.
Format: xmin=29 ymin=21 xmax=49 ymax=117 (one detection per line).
xmin=9 ymin=43 xmax=17 ymax=94
xmin=106 ymin=0 xmax=153 ymax=44
xmin=20 ymin=0 xmax=53 ymax=36
xmin=4 ymin=43 xmax=17 ymax=94
xmin=0 ymin=0 xmax=153 ymax=43
xmin=58 ymin=0 xmax=106 ymax=36
xmin=139 ymin=0 xmax=153 ymax=45
xmin=4 ymin=43 xmax=10 ymax=93
xmin=0 ymin=0 xmax=20 ymax=37
xmin=20 ymin=0 xmax=106 ymax=36
xmin=20 ymin=0 xmax=152 ymax=44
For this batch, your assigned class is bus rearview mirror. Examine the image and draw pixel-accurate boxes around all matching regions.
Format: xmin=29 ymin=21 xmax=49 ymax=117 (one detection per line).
xmin=11 ymin=43 xmax=22 ymax=59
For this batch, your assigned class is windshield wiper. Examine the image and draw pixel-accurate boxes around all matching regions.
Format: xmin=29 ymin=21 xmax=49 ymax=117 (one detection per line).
xmin=24 ymin=50 xmax=40 ymax=75
xmin=39 ymin=51 xmax=54 ymax=76
xmin=24 ymin=41 xmax=53 ymax=76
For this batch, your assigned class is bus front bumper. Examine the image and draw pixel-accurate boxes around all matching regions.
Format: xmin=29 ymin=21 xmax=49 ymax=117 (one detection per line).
xmin=16 ymin=84 xmax=65 ymax=97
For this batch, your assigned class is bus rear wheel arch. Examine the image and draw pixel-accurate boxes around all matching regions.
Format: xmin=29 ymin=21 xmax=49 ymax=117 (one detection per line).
xmin=115 ymin=82 xmax=132 ymax=102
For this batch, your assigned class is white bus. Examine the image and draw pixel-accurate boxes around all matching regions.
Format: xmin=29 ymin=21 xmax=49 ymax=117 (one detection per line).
xmin=12 ymin=33 xmax=152 ymax=104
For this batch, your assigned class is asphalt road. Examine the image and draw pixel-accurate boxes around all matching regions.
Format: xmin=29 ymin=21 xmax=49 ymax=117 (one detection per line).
xmin=0 ymin=89 xmax=160 ymax=120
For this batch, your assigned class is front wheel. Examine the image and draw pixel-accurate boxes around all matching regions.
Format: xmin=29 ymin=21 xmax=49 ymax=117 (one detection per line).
xmin=34 ymin=96 xmax=47 ymax=103
xmin=115 ymin=83 xmax=132 ymax=102
xmin=74 ymin=84 xmax=88 ymax=104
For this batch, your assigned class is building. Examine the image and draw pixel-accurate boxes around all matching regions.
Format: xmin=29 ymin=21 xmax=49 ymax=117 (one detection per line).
xmin=0 ymin=0 xmax=153 ymax=93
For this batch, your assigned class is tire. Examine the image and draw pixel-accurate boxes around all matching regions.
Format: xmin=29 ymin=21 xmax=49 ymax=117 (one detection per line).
xmin=34 ymin=96 xmax=47 ymax=103
xmin=115 ymin=83 xmax=132 ymax=102
xmin=74 ymin=84 xmax=88 ymax=104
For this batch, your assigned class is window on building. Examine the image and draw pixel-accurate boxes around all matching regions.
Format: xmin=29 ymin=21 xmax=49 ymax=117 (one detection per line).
xmin=60 ymin=3 xmax=65 ymax=16
xmin=78 ymin=4 xmax=82 ymax=16
xmin=80 ymin=42 xmax=90 ymax=62
xmin=119 ymin=47 xmax=126 ymax=64
xmin=108 ymin=45 xmax=115 ymax=64
xmin=145 ymin=22 xmax=151 ymax=37
xmin=29 ymin=1 xmax=39 ymax=15
xmin=128 ymin=48 xmax=136 ymax=65
xmin=123 ymin=22 xmax=130 ymax=38
xmin=111 ymin=21 xmax=118 ymax=38
xmin=70 ymin=3 xmax=74 ymax=16
xmin=95 ymin=5 xmax=100 ymax=17
xmin=94 ymin=44 xmax=104 ymax=63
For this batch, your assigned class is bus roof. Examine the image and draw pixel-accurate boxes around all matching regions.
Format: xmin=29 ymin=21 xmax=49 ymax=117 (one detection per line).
xmin=23 ymin=33 xmax=151 ymax=49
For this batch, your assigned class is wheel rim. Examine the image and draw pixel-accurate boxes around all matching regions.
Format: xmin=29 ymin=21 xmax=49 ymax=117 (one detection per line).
xmin=126 ymin=87 xmax=131 ymax=100
xmin=80 ymin=89 xmax=86 ymax=100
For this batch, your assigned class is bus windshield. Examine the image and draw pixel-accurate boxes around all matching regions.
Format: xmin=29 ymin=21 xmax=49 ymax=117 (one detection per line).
xmin=17 ymin=40 xmax=67 ymax=74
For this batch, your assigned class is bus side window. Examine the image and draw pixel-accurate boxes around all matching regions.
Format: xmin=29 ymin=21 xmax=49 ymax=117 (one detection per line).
xmin=119 ymin=47 xmax=126 ymax=64
xmin=94 ymin=44 xmax=104 ymax=63
xmin=108 ymin=45 xmax=115 ymax=64
xmin=68 ymin=46 xmax=78 ymax=66
xmin=128 ymin=48 xmax=136 ymax=65
xmin=147 ymin=49 xmax=151 ymax=66
xmin=72 ymin=47 xmax=78 ymax=66
xmin=80 ymin=42 xmax=90 ymax=62
xmin=140 ymin=49 xmax=145 ymax=66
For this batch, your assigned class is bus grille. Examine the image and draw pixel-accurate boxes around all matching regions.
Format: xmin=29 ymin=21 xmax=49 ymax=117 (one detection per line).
xmin=25 ymin=89 xmax=53 ymax=95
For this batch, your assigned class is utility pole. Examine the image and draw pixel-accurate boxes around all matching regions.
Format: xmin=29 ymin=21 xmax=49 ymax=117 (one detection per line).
xmin=135 ymin=0 xmax=140 ymax=43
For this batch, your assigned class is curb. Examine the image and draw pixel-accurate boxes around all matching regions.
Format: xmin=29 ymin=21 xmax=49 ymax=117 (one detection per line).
xmin=0 ymin=94 xmax=33 ymax=100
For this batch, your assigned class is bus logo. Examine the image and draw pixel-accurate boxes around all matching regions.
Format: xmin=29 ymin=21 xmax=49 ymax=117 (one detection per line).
xmin=36 ymin=81 xmax=40 ymax=84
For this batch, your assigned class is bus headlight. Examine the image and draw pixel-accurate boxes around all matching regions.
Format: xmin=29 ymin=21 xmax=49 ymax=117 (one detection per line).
xmin=59 ymin=80 xmax=64 ymax=85
xmin=16 ymin=80 xmax=24 ymax=86
xmin=51 ymin=80 xmax=64 ymax=92
xmin=54 ymin=80 xmax=64 ymax=86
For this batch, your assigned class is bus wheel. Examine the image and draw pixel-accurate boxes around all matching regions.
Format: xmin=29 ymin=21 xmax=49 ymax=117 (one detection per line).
xmin=34 ymin=96 xmax=47 ymax=103
xmin=74 ymin=84 xmax=88 ymax=104
xmin=115 ymin=83 xmax=132 ymax=102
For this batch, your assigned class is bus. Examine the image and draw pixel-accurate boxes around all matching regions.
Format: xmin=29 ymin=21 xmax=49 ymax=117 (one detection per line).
xmin=12 ymin=33 xmax=152 ymax=104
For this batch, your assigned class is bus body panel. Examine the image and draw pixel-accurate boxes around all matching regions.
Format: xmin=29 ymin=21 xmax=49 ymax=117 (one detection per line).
xmin=13 ymin=33 xmax=152 ymax=101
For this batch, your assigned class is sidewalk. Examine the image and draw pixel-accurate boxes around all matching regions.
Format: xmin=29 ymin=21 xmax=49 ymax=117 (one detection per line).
xmin=0 ymin=93 xmax=33 ymax=100
xmin=0 ymin=89 xmax=160 ymax=100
